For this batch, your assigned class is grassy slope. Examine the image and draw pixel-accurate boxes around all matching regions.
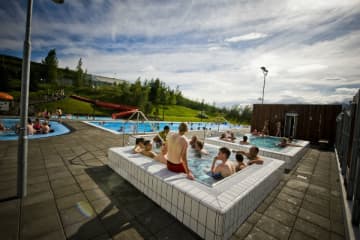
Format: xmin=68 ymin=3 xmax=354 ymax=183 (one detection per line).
xmin=37 ymin=97 xmax=218 ymax=122
xmin=37 ymin=98 xmax=109 ymax=115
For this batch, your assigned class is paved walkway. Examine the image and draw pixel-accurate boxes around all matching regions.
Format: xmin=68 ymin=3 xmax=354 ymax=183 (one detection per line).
xmin=0 ymin=121 xmax=345 ymax=240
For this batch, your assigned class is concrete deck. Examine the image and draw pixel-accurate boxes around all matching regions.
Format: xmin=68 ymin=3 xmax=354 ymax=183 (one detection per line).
xmin=0 ymin=121 xmax=345 ymax=240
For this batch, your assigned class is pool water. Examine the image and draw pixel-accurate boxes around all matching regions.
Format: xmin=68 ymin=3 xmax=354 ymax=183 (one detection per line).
xmin=248 ymin=136 xmax=284 ymax=151
xmin=0 ymin=118 xmax=70 ymax=141
xmin=87 ymin=120 xmax=239 ymax=134
xmin=153 ymin=143 xmax=237 ymax=186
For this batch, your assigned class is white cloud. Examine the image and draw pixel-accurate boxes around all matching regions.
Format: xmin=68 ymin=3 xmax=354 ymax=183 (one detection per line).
xmin=225 ymin=33 xmax=268 ymax=42
xmin=1 ymin=0 xmax=360 ymax=106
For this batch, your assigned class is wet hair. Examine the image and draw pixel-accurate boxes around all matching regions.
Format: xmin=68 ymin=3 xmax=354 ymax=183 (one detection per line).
xmin=236 ymin=153 xmax=244 ymax=162
xmin=164 ymin=126 xmax=170 ymax=131
xmin=219 ymin=147 xmax=231 ymax=159
xmin=250 ymin=146 xmax=259 ymax=154
xmin=243 ymin=136 xmax=248 ymax=142
xmin=179 ymin=122 xmax=188 ymax=133
xmin=196 ymin=140 xmax=204 ymax=150
xmin=135 ymin=137 xmax=145 ymax=145
xmin=28 ymin=118 xmax=32 ymax=124
xmin=144 ymin=140 xmax=151 ymax=146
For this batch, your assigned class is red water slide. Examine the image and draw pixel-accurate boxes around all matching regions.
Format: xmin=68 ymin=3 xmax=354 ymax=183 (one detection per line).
xmin=70 ymin=95 xmax=138 ymax=119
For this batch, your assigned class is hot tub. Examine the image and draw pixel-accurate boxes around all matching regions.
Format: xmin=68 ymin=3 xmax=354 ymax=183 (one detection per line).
xmin=107 ymin=144 xmax=284 ymax=239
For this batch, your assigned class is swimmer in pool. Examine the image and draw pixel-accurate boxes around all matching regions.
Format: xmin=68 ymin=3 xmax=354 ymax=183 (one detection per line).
xmin=234 ymin=146 xmax=263 ymax=165
xmin=194 ymin=140 xmax=208 ymax=157
xmin=210 ymin=147 xmax=235 ymax=178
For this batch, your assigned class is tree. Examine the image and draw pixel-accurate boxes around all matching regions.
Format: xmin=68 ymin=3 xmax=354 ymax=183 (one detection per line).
xmin=42 ymin=49 xmax=58 ymax=84
xmin=75 ymin=58 xmax=84 ymax=87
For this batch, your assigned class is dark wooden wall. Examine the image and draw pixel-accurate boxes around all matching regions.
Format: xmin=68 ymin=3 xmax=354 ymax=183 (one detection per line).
xmin=251 ymin=104 xmax=342 ymax=144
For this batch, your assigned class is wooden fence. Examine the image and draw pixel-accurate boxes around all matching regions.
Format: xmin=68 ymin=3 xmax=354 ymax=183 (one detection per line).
xmin=251 ymin=104 xmax=342 ymax=144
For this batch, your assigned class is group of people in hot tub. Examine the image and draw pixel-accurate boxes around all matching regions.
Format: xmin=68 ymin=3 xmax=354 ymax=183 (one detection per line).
xmin=132 ymin=123 xmax=264 ymax=181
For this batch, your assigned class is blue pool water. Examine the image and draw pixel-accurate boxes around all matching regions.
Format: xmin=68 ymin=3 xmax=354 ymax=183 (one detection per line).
xmin=87 ymin=120 xmax=240 ymax=134
xmin=247 ymin=136 xmax=284 ymax=151
xmin=0 ymin=118 xmax=70 ymax=141
xmin=153 ymin=144 xmax=237 ymax=186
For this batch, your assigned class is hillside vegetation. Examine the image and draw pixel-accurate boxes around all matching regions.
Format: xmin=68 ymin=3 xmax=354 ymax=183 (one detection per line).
xmin=0 ymin=53 xmax=252 ymax=124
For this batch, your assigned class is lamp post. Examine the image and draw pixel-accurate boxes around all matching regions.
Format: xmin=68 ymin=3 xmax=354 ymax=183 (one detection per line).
xmin=17 ymin=0 xmax=64 ymax=198
xmin=260 ymin=66 xmax=268 ymax=104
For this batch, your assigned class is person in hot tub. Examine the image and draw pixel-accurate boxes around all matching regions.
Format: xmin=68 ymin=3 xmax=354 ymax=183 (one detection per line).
xmin=234 ymin=146 xmax=264 ymax=165
xmin=166 ymin=122 xmax=194 ymax=180
xmin=140 ymin=140 xmax=157 ymax=158
xmin=210 ymin=147 xmax=235 ymax=179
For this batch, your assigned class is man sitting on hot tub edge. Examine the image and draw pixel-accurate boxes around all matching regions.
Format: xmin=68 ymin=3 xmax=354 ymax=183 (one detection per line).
xmin=166 ymin=122 xmax=195 ymax=180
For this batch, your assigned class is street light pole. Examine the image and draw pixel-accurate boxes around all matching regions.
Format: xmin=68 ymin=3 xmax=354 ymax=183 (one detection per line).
xmin=17 ymin=0 xmax=64 ymax=198
xmin=260 ymin=66 xmax=268 ymax=104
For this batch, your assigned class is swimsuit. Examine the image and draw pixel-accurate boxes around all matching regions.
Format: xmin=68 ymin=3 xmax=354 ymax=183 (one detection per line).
xmin=212 ymin=172 xmax=223 ymax=180
xmin=167 ymin=161 xmax=186 ymax=173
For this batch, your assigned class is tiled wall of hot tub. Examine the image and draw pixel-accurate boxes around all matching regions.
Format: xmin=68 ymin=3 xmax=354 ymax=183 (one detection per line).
xmin=205 ymin=137 xmax=309 ymax=171
xmin=108 ymin=147 xmax=284 ymax=240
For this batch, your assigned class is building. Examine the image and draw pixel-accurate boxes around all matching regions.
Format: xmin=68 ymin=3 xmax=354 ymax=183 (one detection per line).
xmin=251 ymin=104 xmax=342 ymax=144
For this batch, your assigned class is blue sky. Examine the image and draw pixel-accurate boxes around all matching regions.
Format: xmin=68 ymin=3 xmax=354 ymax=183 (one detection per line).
xmin=0 ymin=0 xmax=360 ymax=107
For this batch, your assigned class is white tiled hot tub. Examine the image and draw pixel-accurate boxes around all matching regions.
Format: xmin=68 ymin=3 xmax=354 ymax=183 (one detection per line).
xmin=108 ymin=145 xmax=285 ymax=240
xmin=205 ymin=137 xmax=309 ymax=171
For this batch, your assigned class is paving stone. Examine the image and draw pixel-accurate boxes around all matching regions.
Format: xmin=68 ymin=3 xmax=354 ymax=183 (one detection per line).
xmin=281 ymin=186 xmax=305 ymax=199
xmin=298 ymin=208 xmax=331 ymax=231
xmin=60 ymin=205 xmax=95 ymax=226
xmin=27 ymin=175 xmax=49 ymax=185
xmin=53 ymin=184 xmax=81 ymax=198
xmin=294 ymin=218 xmax=330 ymax=240
xmin=302 ymin=199 xmax=329 ymax=218
xmin=289 ymin=230 xmax=315 ymax=240
xmin=136 ymin=207 xmax=175 ymax=234
xmin=35 ymin=230 xmax=66 ymax=240
xmin=27 ymin=181 xmax=52 ymax=195
xmin=90 ymin=197 xmax=112 ymax=214
xmin=277 ymin=192 xmax=302 ymax=206
xmin=56 ymin=192 xmax=87 ymax=210
xmin=155 ymin=221 xmax=201 ymax=240
xmin=271 ymin=198 xmax=300 ymax=215
xmin=21 ymin=214 xmax=63 ymax=240
xmin=64 ymin=218 xmax=106 ymax=240
xmin=51 ymin=177 xmax=76 ymax=189
xmin=331 ymin=232 xmax=345 ymax=240
xmin=244 ymin=227 xmax=277 ymax=240
xmin=331 ymin=221 xmax=345 ymax=236
xmin=22 ymin=199 xmax=58 ymax=223
xmin=304 ymin=194 xmax=330 ymax=209
xmin=234 ymin=221 xmax=253 ymax=239
xmin=22 ymin=190 xmax=54 ymax=207
xmin=247 ymin=211 xmax=262 ymax=225
xmin=256 ymin=215 xmax=291 ymax=240
xmin=264 ymin=205 xmax=296 ymax=227
xmin=286 ymin=179 xmax=309 ymax=192
xmin=0 ymin=199 xmax=20 ymax=240
xmin=48 ymin=170 xmax=72 ymax=181
xmin=84 ymin=188 xmax=108 ymax=202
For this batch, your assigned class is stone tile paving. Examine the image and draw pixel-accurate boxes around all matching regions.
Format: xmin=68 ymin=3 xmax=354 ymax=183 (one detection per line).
xmin=0 ymin=121 xmax=345 ymax=239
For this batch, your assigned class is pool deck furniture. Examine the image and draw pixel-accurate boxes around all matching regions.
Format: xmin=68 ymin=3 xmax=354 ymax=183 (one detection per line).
xmin=108 ymin=145 xmax=285 ymax=240
xmin=205 ymin=137 xmax=309 ymax=171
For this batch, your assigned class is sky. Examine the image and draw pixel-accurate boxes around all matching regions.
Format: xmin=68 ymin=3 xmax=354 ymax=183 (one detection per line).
xmin=0 ymin=0 xmax=360 ymax=107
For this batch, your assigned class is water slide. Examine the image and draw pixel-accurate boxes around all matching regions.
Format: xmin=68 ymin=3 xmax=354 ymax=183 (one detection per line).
xmin=70 ymin=95 xmax=138 ymax=119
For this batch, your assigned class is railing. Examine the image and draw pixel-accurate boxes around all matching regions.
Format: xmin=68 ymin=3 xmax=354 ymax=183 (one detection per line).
xmin=335 ymin=89 xmax=360 ymax=227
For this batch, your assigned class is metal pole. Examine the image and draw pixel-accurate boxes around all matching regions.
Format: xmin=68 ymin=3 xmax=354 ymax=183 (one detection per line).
xmin=261 ymin=74 xmax=266 ymax=104
xmin=17 ymin=0 xmax=33 ymax=198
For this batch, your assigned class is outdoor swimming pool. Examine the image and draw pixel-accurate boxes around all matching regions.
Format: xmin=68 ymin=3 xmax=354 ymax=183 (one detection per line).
xmin=0 ymin=118 xmax=70 ymax=141
xmin=85 ymin=120 xmax=240 ymax=134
